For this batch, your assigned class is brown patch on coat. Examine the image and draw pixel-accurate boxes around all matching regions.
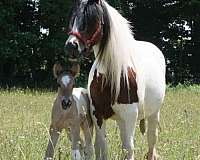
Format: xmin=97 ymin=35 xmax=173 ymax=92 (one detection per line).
xmin=90 ymin=68 xmax=139 ymax=128
xmin=117 ymin=67 xmax=139 ymax=103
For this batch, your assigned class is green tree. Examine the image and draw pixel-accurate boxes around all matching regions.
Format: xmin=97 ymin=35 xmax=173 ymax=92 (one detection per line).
xmin=0 ymin=0 xmax=199 ymax=87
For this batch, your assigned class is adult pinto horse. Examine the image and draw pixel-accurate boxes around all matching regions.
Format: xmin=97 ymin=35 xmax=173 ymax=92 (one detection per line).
xmin=64 ymin=0 xmax=166 ymax=160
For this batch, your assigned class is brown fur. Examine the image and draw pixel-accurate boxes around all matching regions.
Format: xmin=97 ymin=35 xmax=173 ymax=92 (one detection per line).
xmin=53 ymin=63 xmax=80 ymax=78
xmin=44 ymin=64 xmax=93 ymax=160
xmin=90 ymin=68 xmax=139 ymax=128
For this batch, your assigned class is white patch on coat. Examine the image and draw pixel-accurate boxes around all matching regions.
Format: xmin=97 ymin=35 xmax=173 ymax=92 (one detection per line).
xmin=89 ymin=1 xmax=166 ymax=119
xmin=112 ymin=103 xmax=139 ymax=120
xmin=61 ymin=75 xmax=71 ymax=87
xmin=72 ymin=88 xmax=88 ymax=116
xmin=66 ymin=18 xmax=83 ymax=52
xmin=71 ymin=149 xmax=81 ymax=160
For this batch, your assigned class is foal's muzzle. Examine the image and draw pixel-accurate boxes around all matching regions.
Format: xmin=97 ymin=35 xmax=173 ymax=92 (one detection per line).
xmin=61 ymin=97 xmax=72 ymax=110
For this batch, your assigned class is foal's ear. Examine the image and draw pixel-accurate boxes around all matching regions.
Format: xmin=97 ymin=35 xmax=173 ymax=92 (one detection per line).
xmin=70 ymin=63 xmax=80 ymax=78
xmin=53 ymin=63 xmax=63 ymax=78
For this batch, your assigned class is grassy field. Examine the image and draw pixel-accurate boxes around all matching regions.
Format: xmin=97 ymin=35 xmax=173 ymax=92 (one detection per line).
xmin=0 ymin=86 xmax=200 ymax=160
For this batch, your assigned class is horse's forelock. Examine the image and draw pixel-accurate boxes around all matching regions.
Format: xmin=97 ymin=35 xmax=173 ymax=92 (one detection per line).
xmin=97 ymin=2 xmax=110 ymax=60
xmin=68 ymin=0 xmax=110 ymax=57
xmin=79 ymin=1 xmax=111 ymax=61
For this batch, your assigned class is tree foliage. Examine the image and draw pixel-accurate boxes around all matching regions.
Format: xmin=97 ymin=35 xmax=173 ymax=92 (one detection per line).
xmin=0 ymin=0 xmax=199 ymax=88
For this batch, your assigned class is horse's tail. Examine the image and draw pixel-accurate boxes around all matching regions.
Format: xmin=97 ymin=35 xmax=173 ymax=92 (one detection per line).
xmin=137 ymin=70 xmax=146 ymax=135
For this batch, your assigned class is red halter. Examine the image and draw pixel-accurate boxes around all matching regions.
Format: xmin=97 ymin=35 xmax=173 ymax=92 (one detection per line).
xmin=68 ymin=22 xmax=102 ymax=49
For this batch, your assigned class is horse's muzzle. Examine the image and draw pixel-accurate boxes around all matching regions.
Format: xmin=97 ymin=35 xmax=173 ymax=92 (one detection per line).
xmin=64 ymin=41 xmax=79 ymax=57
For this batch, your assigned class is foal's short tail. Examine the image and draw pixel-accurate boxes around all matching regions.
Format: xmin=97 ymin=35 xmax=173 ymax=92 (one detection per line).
xmin=139 ymin=119 xmax=146 ymax=135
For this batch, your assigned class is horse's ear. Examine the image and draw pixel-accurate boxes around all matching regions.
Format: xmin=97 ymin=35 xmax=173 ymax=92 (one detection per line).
xmin=53 ymin=63 xmax=63 ymax=78
xmin=70 ymin=63 xmax=80 ymax=78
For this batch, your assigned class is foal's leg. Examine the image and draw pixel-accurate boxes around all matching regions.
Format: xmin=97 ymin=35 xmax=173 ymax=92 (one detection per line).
xmin=116 ymin=103 xmax=138 ymax=160
xmin=147 ymin=111 xmax=160 ymax=160
xmin=44 ymin=126 xmax=61 ymax=159
xmin=71 ymin=125 xmax=82 ymax=160
xmin=81 ymin=122 xmax=94 ymax=160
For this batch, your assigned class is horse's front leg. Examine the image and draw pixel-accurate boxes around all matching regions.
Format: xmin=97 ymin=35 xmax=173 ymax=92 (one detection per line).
xmin=93 ymin=116 xmax=107 ymax=160
xmin=116 ymin=103 xmax=138 ymax=160
xmin=71 ymin=125 xmax=82 ymax=160
xmin=44 ymin=126 xmax=61 ymax=159
xmin=147 ymin=111 xmax=160 ymax=160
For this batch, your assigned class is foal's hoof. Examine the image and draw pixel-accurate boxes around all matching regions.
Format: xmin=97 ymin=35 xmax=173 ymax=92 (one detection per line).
xmin=44 ymin=157 xmax=53 ymax=160
xmin=144 ymin=151 xmax=158 ymax=160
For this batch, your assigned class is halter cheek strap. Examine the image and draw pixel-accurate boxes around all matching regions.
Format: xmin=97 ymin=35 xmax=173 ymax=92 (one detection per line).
xmin=68 ymin=22 xmax=102 ymax=48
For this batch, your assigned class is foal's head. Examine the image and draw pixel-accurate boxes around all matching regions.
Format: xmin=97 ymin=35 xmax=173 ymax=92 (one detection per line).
xmin=53 ymin=63 xmax=80 ymax=110
xmin=64 ymin=0 xmax=110 ymax=58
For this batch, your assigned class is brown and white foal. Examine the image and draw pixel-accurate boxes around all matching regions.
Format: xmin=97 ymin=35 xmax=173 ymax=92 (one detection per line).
xmin=44 ymin=63 xmax=93 ymax=160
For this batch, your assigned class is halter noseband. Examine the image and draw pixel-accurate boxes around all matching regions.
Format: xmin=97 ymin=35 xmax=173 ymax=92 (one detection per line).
xmin=68 ymin=22 xmax=102 ymax=49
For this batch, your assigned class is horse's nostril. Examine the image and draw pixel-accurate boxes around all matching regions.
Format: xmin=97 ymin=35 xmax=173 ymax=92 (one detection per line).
xmin=64 ymin=42 xmax=79 ymax=58
xmin=65 ymin=42 xmax=78 ymax=51
xmin=73 ymin=42 xmax=78 ymax=49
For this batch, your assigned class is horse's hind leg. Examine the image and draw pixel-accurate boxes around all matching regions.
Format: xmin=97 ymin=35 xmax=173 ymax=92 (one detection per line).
xmin=44 ymin=126 xmax=61 ymax=159
xmin=147 ymin=111 xmax=160 ymax=160
xmin=116 ymin=103 xmax=138 ymax=160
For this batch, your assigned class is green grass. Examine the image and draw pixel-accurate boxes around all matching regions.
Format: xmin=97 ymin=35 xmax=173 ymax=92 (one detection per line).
xmin=0 ymin=86 xmax=200 ymax=160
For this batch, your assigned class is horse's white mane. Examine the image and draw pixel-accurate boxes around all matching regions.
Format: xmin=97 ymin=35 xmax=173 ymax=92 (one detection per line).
xmin=93 ymin=1 xmax=137 ymax=100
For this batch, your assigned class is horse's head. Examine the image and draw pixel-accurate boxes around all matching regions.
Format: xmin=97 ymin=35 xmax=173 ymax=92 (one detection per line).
xmin=53 ymin=63 xmax=79 ymax=110
xmin=65 ymin=0 xmax=110 ymax=59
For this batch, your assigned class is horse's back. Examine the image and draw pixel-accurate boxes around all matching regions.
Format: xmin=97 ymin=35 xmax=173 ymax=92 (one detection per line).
xmin=134 ymin=41 xmax=166 ymax=117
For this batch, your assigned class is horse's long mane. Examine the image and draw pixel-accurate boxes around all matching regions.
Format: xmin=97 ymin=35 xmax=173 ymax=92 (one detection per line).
xmin=94 ymin=1 xmax=137 ymax=100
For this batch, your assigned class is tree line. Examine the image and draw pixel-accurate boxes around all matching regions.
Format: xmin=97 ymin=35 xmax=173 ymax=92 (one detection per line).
xmin=0 ymin=0 xmax=199 ymax=88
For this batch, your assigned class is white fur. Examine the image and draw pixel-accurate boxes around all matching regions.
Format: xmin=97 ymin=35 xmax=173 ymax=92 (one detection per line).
xmin=87 ymin=1 xmax=166 ymax=159
xmin=44 ymin=87 xmax=93 ymax=160
xmin=67 ymin=0 xmax=166 ymax=159
xmin=90 ymin=1 xmax=166 ymax=119
xmin=112 ymin=103 xmax=139 ymax=120
xmin=93 ymin=2 xmax=137 ymax=100
xmin=113 ymin=103 xmax=138 ymax=160
xmin=61 ymin=75 xmax=71 ymax=87
xmin=71 ymin=149 xmax=81 ymax=160
xmin=66 ymin=18 xmax=84 ymax=52
xmin=72 ymin=88 xmax=88 ymax=116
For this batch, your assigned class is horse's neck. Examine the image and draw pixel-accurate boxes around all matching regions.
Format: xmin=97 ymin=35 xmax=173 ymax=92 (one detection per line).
xmin=96 ymin=1 xmax=135 ymax=67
